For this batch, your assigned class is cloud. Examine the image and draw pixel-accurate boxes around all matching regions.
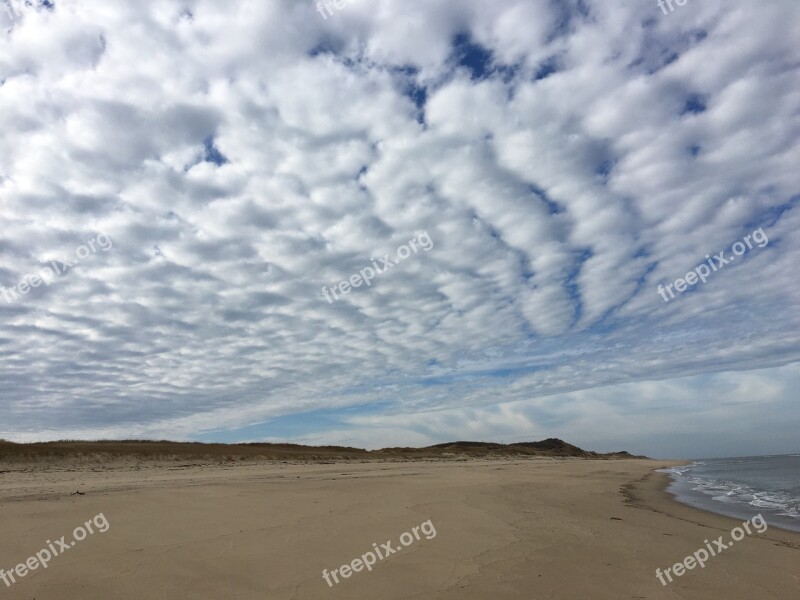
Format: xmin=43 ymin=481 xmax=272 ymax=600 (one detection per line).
xmin=1 ymin=0 xmax=798 ymax=456
xmin=264 ymin=363 xmax=800 ymax=459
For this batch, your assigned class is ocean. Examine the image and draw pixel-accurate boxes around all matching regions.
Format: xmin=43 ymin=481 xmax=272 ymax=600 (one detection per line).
xmin=663 ymin=454 xmax=800 ymax=533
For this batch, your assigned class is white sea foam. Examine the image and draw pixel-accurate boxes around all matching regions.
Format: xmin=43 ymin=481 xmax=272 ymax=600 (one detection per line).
xmin=665 ymin=457 xmax=800 ymax=524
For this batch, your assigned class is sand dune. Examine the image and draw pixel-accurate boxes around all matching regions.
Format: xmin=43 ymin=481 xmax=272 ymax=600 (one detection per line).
xmin=0 ymin=437 xmax=639 ymax=463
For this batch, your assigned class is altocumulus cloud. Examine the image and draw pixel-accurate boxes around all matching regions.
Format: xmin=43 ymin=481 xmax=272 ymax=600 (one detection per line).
xmin=0 ymin=0 xmax=798 ymax=457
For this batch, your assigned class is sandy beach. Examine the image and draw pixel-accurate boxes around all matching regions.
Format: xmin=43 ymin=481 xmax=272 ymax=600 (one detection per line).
xmin=1 ymin=457 xmax=798 ymax=599
xmin=2 ymin=1 xmax=799 ymax=597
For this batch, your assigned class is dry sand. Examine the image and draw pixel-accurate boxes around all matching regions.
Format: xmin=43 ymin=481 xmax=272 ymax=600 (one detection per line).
xmin=1 ymin=457 xmax=798 ymax=599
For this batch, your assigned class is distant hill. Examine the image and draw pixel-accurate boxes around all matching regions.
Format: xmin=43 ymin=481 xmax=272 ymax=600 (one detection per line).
xmin=0 ymin=437 xmax=646 ymax=463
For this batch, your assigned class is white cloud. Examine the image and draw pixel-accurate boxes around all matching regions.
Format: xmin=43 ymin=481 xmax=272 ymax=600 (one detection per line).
xmin=0 ymin=0 xmax=798 ymax=455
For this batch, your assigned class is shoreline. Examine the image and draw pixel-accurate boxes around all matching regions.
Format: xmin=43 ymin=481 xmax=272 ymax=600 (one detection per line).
xmin=654 ymin=464 xmax=800 ymax=535
xmin=644 ymin=466 xmax=800 ymax=540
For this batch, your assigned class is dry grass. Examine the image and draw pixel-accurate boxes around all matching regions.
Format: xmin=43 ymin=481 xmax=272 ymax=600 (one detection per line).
xmin=0 ymin=438 xmax=643 ymax=464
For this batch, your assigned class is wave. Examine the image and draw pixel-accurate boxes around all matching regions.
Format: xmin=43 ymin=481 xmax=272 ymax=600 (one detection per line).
xmin=671 ymin=470 xmax=800 ymax=519
xmin=658 ymin=461 xmax=702 ymax=477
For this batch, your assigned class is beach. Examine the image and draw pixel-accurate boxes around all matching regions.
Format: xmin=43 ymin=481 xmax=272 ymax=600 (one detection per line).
xmin=1 ymin=457 xmax=798 ymax=599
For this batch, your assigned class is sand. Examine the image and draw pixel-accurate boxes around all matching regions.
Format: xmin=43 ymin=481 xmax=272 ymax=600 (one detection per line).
xmin=1 ymin=458 xmax=798 ymax=599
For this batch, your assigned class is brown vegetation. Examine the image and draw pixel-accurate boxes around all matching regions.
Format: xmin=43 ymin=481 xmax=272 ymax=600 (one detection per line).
xmin=0 ymin=437 xmax=645 ymax=464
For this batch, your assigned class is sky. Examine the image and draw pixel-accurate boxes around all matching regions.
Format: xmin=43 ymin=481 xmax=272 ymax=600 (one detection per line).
xmin=1 ymin=0 xmax=798 ymax=459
